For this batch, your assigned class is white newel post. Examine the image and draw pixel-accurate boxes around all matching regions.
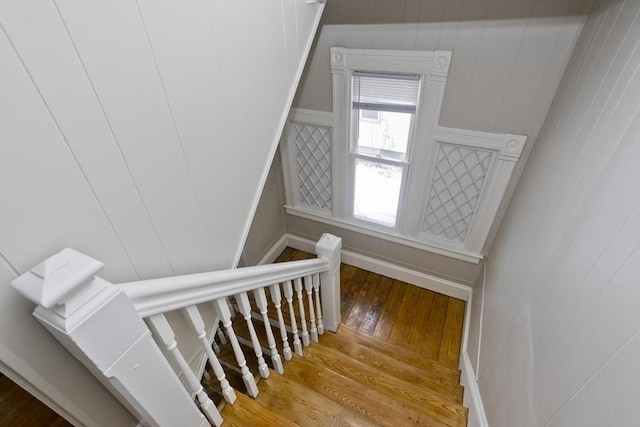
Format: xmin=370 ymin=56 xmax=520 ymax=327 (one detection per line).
xmin=315 ymin=233 xmax=342 ymax=333
xmin=10 ymin=249 xmax=211 ymax=427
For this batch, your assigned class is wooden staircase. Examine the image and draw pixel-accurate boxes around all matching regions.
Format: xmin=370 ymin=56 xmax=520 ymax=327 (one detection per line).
xmin=206 ymin=317 xmax=468 ymax=426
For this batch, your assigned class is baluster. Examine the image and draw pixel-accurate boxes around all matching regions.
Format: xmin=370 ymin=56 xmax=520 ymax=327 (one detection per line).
xmin=235 ymin=292 xmax=270 ymax=379
xmin=303 ymin=275 xmax=318 ymax=342
xmin=294 ymin=277 xmax=310 ymax=347
xmin=212 ymin=299 xmax=259 ymax=398
xmin=211 ymin=327 xmax=221 ymax=353
xmin=270 ymin=283 xmax=292 ymax=361
xmin=253 ymin=288 xmax=284 ymax=374
xmin=147 ymin=313 xmax=223 ymax=426
xmin=182 ymin=305 xmax=236 ymax=405
xmin=283 ymin=280 xmax=303 ymax=356
xmin=216 ymin=327 xmax=227 ymax=345
xmin=312 ymin=273 xmax=324 ymax=335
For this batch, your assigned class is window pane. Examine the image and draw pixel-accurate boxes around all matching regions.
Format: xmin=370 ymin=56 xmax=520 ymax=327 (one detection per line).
xmin=356 ymin=110 xmax=412 ymax=160
xmin=353 ymin=158 xmax=403 ymax=227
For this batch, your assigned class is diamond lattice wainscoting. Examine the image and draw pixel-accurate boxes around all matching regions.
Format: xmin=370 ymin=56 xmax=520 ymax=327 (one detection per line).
xmin=293 ymin=123 xmax=333 ymax=213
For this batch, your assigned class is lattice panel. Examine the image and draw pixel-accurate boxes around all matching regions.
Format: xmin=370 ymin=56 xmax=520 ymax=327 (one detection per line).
xmin=422 ymin=144 xmax=493 ymax=242
xmin=293 ymin=123 xmax=332 ymax=212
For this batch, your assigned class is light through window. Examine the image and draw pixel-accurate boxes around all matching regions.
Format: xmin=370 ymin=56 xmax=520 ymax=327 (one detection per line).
xmin=350 ymin=72 xmax=420 ymax=227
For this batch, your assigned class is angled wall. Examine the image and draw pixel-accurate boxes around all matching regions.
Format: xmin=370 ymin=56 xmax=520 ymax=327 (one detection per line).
xmin=467 ymin=0 xmax=640 ymax=425
xmin=0 ymin=1 xmax=324 ymax=424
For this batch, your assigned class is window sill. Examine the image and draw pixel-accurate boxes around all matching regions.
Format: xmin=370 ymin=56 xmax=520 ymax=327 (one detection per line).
xmin=284 ymin=205 xmax=483 ymax=264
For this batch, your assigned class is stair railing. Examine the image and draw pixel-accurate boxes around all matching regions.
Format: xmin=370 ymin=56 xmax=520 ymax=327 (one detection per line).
xmin=11 ymin=233 xmax=342 ymax=427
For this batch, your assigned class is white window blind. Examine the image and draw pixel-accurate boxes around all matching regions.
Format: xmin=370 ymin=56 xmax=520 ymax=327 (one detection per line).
xmin=351 ymin=72 xmax=420 ymax=114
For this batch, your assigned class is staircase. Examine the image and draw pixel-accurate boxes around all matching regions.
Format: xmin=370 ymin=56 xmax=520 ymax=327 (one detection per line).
xmin=208 ymin=305 xmax=468 ymax=426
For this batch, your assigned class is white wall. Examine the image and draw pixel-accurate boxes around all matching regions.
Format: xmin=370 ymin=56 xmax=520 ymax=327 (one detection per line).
xmin=282 ymin=0 xmax=593 ymax=267
xmin=467 ymin=0 xmax=640 ymax=425
xmin=0 ymin=1 xmax=323 ymax=424
xmin=241 ymin=151 xmax=288 ymax=266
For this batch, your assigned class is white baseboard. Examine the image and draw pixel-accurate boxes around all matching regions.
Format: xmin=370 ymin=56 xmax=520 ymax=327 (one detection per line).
xmin=284 ymin=233 xmax=472 ymax=301
xmin=256 ymin=234 xmax=290 ymax=265
xmin=460 ymin=351 xmax=489 ymax=427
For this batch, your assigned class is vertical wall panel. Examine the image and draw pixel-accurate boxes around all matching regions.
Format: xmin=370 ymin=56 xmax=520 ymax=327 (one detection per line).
xmin=0 ymin=0 xmax=173 ymax=280
xmin=0 ymin=31 xmax=136 ymax=282
xmin=56 ymin=0 xmax=218 ymax=274
xmin=466 ymin=1 xmax=640 ymax=425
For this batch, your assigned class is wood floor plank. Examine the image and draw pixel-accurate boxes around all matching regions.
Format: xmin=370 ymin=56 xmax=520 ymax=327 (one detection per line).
xmin=283 ymin=354 xmax=451 ymax=427
xmin=302 ymin=343 xmax=468 ymax=426
xmin=338 ymin=325 xmax=461 ymax=382
xmin=437 ymin=299 xmax=466 ymax=369
xmin=406 ymin=289 xmax=436 ymax=354
xmin=221 ymin=391 xmax=298 ymax=427
xmin=319 ymin=331 xmax=464 ymax=402
xmin=274 ymin=246 xmax=297 ymax=262
xmin=372 ymin=279 xmax=406 ymax=341
xmin=387 ymin=283 xmax=421 ymax=346
xmin=421 ymin=293 xmax=449 ymax=360
xmin=0 ymin=375 xmax=72 ymax=427
xmin=343 ymin=272 xmax=381 ymax=330
xmin=340 ymin=268 xmax=369 ymax=320
xmin=255 ymin=370 xmax=378 ymax=427
xmin=358 ymin=275 xmax=393 ymax=336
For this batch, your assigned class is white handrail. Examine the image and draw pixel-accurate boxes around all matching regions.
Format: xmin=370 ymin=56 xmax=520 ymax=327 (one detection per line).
xmin=115 ymin=258 xmax=329 ymax=318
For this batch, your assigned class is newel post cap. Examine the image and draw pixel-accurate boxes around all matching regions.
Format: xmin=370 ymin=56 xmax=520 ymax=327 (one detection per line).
xmin=316 ymin=233 xmax=342 ymax=259
xmin=11 ymin=248 xmax=104 ymax=308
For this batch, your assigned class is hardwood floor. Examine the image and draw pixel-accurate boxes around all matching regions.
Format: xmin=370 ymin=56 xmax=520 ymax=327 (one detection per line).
xmin=0 ymin=374 xmax=71 ymax=427
xmin=275 ymin=247 xmax=466 ymax=370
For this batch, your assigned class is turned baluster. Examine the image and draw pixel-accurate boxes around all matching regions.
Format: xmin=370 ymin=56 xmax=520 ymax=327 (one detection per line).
xmin=312 ymin=273 xmax=324 ymax=335
xmin=303 ymin=275 xmax=318 ymax=342
xmin=293 ymin=277 xmax=310 ymax=347
xmin=235 ymin=292 xmax=269 ymax=379
xmin=269 ymin=283 xmax=292 ymax=361
xmin=216 ymin=327 xmax=227 ymax=345
xmin=283 ymin=280 xmax=303 ymax=356
xmin=253 ymin=287 xmax=284 ymax=374
xmin=182 ymin=305 xmax=236 ymax=404
xmin=211 ymin=298 xmax=258 ymax=398
xmin=147 ymin=313 xmax=223 ymax=426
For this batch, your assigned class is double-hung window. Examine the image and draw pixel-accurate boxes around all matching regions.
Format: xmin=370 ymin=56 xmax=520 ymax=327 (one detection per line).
xmin=350 ymin=72 xmax=419 ymax=228
xmin=281 ymin=47 xmax=527 ymax=262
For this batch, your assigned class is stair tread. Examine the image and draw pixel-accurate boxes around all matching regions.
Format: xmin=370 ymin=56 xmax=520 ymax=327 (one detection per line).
xmin=283 ymin=352 xmax=453 ymax=427
xmin=337 ymin=325 xmax=462 ymax=381
xmin=220 ymin=391 xmax=298 ymax=427
xmin=319 ymin=331 xmax=464 ymax=400
xmin=255 ymin=369 xmax=378 ymax=427
xmin=302 ymin=342 xmax=467 ymax=424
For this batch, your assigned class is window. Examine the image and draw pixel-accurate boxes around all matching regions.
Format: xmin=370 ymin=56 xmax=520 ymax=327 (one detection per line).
xmin=281 ymin=47 xmax=527 ymax=262
xmin=349 ymin=72 xmax=420 ymax=227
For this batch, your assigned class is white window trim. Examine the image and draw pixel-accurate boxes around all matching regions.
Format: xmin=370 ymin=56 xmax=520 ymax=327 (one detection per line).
xmin=281 ymin=47 xmax=527 ymax=263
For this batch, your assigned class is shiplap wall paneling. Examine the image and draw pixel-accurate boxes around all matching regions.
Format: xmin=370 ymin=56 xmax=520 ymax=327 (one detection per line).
xmin=0 ymin=24 xmax=136 ymax=283
xmin=0 ymin=0 xmax=173 ymax=281
xmin=467 ymin=1 xmax=640 ymax=425
xmin=55 ymin=0 xmax=219 ymax=275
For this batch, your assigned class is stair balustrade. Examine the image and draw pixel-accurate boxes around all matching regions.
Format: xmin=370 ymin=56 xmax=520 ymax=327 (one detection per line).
xmin=11 ymin=233 xmax=341 ymax=427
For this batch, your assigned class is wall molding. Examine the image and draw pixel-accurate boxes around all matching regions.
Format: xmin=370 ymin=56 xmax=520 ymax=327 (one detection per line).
xmin=460 ymin=351 xmax=490 ymax=427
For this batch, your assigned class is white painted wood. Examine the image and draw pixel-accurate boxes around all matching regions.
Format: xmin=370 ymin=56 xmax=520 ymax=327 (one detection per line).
xmin=0 ymin=1 xmax=173 ymax=280
xmin=269 ymin=283 xmax=293 ymax=361
xmin=312 ymin=273 xmax=324 ymax=335
xmin=10 ymin=251 xmax=210 ymax=427
xmin=283 ymin=280 xmax=303 ymax=356
xmin=293 ymin=277 xmax=310 ymax=347
xmin=182 ymin=306 xmax=236 ymax=405
xmin=212 ymin=298 xmax=258 ymax=398
xmin=254 ymin=287 xmax=284 ymax=374
xmin=303 ymin=275 xmax=318 ymax=342
xmin=55 ymin=0 xmax=218 ymax=275
xmin=147 ymin=314 xmax=221 ymax=427
xmin=314 ymin=233 xmax=342 ymax=333
xmin=116 ymin=257 xmax=329 ymax=318
xmin=235 ymin=292 xmax=269 ymax=379
xmin=466 ymin=2 xmax=640 ymax=424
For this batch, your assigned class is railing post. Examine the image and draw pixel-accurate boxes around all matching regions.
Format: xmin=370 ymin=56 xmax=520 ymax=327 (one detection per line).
xmin=315 ymin=233 xmax=342 ymax=333
xmin=10 ymin=249 xmax=210 ymax=427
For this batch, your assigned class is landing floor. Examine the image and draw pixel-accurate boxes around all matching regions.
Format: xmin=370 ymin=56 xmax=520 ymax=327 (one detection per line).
xmin=275 ymin=247 xmax=466 ymax=370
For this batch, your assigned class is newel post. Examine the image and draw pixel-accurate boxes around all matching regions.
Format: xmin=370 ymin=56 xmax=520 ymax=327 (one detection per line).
xmin=10 ymin=249 xmax=211 ymax=427
xmin=315 ymin=233 xmax=342 ymax=332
